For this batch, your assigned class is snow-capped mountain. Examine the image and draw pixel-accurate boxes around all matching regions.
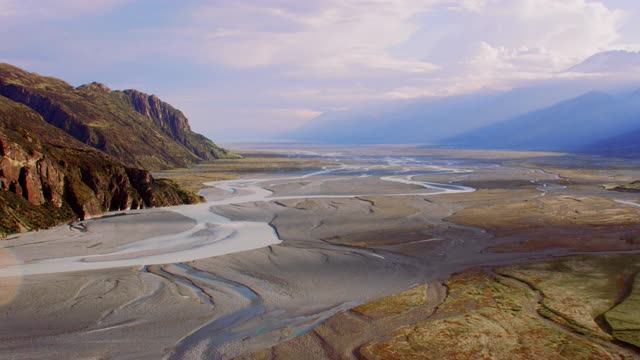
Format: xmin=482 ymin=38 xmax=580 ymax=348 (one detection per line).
xmin=565 ymin=50 xmax=640 ymax=74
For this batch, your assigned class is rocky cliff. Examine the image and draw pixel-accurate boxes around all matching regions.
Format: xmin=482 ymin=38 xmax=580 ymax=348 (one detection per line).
xmin=0 ymin=94 xmax=201 ymax=237
xmin=122 ymin=89 xmax=230 ymax=160
xmin=0 ymin=63 xmax=236 ymax=170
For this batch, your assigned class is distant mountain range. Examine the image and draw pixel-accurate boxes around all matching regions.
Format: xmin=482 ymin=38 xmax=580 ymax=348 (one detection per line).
xmin=446 ymin=50 xmax=640 ymax=156
xmin=287 ymin=83 xmax=594 ymax=144
xmin=587 ymin=128 xmax=640 ymax=158
xmin=444 ymin=90 xmax=640 ymax=155
xmin=0 ymin=63 xmax=235 ymax=235
xmin=286 ymin=51 xmax=640 ymax=157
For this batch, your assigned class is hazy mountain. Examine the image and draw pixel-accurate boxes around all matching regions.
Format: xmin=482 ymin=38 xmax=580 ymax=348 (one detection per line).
xmin=0 ymin=63 xmax=236 ymax=170
xmin=583 ymin=89 xmax=640 ymax=158
xmin=443 ymin=90 xmax=640 ymax=152
xmin=286 ymin=80 xmax=624 ymax=144
xmin=588 ymin=128 xmax=640 ymax=158
xmin=565 ymin=50 xmax=640 ymax=74
xmin=584 ymin=126 xmax=640 ymax=158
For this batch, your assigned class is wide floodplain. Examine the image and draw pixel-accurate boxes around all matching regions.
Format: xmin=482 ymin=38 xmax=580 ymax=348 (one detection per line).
xmin=1 ymin=145 xmax=639 ymax=359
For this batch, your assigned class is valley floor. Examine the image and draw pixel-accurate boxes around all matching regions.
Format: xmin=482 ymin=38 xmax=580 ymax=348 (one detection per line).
xmin=1 ymin=145 xmax=639 ymax=359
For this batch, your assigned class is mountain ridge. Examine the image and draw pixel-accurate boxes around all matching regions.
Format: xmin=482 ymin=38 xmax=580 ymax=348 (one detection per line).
xmin=441 ymin=90 xmax=640 ymax=152
xmin=0 ymin=63 xmax=236 ymax=170
xmin=286 ymin=82 xmax=610 ymax=144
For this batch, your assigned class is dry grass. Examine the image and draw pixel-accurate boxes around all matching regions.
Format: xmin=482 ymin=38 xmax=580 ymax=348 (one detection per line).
xmin=449 ymin=195 xmax=640 ymax=233
xmin=155 ymin=152 xmax=336 ymax=192
xmin=605 ymin=274 xmax=640 ymax=347
xmin=240 ymin=255 xmax=640 ymax=359
xmin=360 ymin=256 xmax=640 ymax=359
xmin=446 ymin=194 xmax=640 ymax=253
xmin=352 ymin=285 xmax=428 ymax=318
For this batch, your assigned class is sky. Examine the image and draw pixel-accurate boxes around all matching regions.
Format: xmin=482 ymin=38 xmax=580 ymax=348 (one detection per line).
xmin=2 ymin=0 xmax=640 ymax=141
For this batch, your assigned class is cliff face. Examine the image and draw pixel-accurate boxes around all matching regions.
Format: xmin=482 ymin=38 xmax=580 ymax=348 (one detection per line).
xmin=123 ymin=89 xmax=233 ymax=160
xmin=0 ymin=63 xmax=236 ymax=170
xmin=0 ymin=94 xmax=201 ymax=236
xmin=124 ymin=90 xmax=192 ymax=144
xmin=0 ymin=133 xmax=65 ymax=208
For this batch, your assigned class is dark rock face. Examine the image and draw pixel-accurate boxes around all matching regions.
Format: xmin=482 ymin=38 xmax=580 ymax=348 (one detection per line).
xmin=0 ymin=134 xmax=63 ymax=207
xmin=1 ymin=131 xmax=150 ymax=218
xmin=0 ymin=128 xmax=202 ymax=233
xmin=124 ymin=90 xmax=191 ymax=143
xmin=0 ymin=83 xmax=100 ymax=149
xmin=37 ymin=159 xmax=65 ymax=207
xmin=123 ymin=89 xmax=232 ymax=160
xmin=124 ymin=167 xmax=154 ymax=206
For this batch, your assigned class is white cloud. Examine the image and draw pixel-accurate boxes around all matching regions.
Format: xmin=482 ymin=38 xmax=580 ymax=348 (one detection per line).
xmin=429 ymin=0 xmax=624 ymax=70
xmin=1 ymin=0 xmax=128 ymax=18
xmin=377 ymin=0 xmax=629 ymax=98
xmin=174 ymin=0 xmax=629 ymax=99
xmin=183 ymin=0 xmax=440 ymax=76
xmin=259 ymin=108 xmax=322 ymax=121
xmin=0 ymin=0 xmax=16 ymax=17
xmin=446 ymin=0 xmax=487 ymax=11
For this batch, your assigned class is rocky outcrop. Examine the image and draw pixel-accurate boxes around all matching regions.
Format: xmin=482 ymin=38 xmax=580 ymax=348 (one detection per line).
xmin=0 ymin=134 xmax=64 ymax=207
xmin=124 ymin=90 xmax=191 ymax=144
xmin=0 ymin=94 xmax=203 ymax=236
xmin=123 ymin=89 xmax=234 ymax=160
